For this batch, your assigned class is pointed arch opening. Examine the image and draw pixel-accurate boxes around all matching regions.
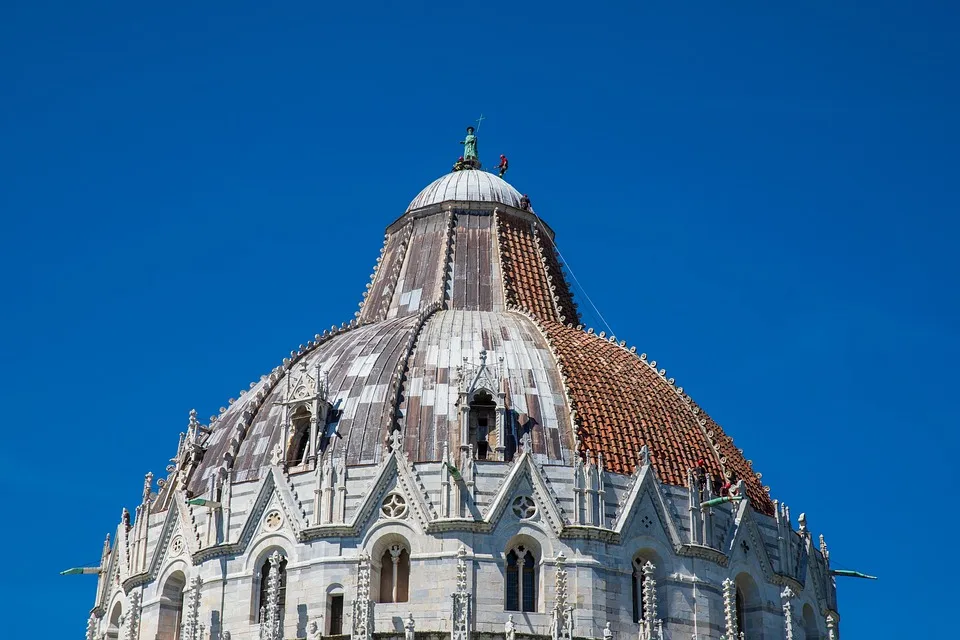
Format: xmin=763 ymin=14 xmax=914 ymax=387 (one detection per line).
xmin=802 ymin=603 xmax=820 ymax=640
xmin=734 ymin=572 xmax=763 ymax=639
xmin=504 ymin=536 xmax=541 ymax=613
xmin=287 ymin=406 xmax=312 ymax=467
xmin=107 ymin=601 xmax=123 ymax=640
xmin=469 ymin=390 xmax=497 ymax=460
xmin=157 ymin=570 xmax=186 ymax=640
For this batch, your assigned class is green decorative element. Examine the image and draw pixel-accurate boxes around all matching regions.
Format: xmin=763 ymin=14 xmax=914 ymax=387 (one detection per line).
xmin=830 ymin=569 xmax=878 ymax=580
xmin=446 ymin=462 xmax=462 ymax=482
xmin=460 ymin=126 xmax=478 ymax=161
xmin=187 ymin=497 xmax=221 ymax=508
xmin=61 ymin=567 xmax=99 ymax=575
xmin=700 ymin=495 xmax=743 ymax=509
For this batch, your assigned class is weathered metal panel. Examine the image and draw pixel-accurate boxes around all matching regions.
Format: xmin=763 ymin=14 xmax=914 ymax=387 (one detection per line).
xmin=387 ymin=214 xmax=446 ymax=319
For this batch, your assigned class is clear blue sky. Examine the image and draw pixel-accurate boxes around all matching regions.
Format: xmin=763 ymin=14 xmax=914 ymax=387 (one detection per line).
xmin=1 ymin=2 xmax=956 ymax=637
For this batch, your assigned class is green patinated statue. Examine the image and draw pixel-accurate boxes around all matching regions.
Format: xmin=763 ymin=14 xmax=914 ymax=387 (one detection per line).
xmin=460 ymin=126 xmax=478 ymax=161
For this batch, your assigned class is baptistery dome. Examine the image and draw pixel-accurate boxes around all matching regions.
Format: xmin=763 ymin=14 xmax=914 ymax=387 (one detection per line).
xmin=83 ymin=158 xmax=843 ymax=640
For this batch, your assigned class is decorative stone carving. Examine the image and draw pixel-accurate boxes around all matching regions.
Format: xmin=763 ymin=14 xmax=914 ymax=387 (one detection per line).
xmin=551 ymin=553 xmax=573 ymax=640
xmin=259 ymin=553 xmax=283 ymax=640
xmin=451 ymin=545 xmax=471 ymax=640
xmin=121 ymin=591 xmax=141 ymax=640
xmin=639 ymin=562 xmax=663 ymax=640
xmin=86 ymin=613 xmax=98 ymax=640
xmin=505 ymin=615 xmax=516 ymax=640
xmin=306 ymin=619 xmax=322 ymax=640
xmin=721 ymin=578 xmax=738 ymax=640
xmin=182 ymin=576 xmax=203 ymax=640
xmin=826 ymin=612 xmax=838 ymax=640
xmin=512 ymin=496 xmax=537 ymax=519
xmin=603 ymin=622 xmax=613 ymax=640
xmin=381 ymin=493 xmax=408 ymax=519
xmin=781 ymin=587 xmax=795 ymax=640
xmin=264 ymin=509 xmax=283 ymax=531
xmin=352 ymin=552 xmax=373 ymax=640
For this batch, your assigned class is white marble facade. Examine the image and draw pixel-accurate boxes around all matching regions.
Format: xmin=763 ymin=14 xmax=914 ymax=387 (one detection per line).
xmin=88 ymin=441 xmax=837 ymax=640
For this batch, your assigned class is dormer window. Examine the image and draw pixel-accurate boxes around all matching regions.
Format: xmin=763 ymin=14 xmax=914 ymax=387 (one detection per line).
xmin=287 ymin=407 xmax=311 ymax=467
xmin=469 ymin=391 xmax=496 ymax=460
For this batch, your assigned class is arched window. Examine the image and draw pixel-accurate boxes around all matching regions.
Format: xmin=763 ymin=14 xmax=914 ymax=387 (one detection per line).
xmin=378 ymin=544 xmax=410 ymax=603
xmin=157 ymin=570 xmax=186 ymax=640
xmin=734 ymin=572 xmax=762 ymax=638
xmin=803 ymin=603 xmax=820 ymax=640
xmin=735 ymin=587 xmax=746 ymax=637
xmin=505 ymin=544 xmax=537 ymax=612
xmin=257 ymin=554 xmax=288 ymax=622
xmin=469 ymin=391 xmax=496 ymax=460
xmin=287 ymin=407 xmax=312 ymax=467
xmin=107 ymin=602 xmax=123 ymax=640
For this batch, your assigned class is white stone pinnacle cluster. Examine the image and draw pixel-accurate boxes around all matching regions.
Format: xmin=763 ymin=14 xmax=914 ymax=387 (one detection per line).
xmin=552 ymin=552 xmax=573 ymax=640
xmin=452 ymin=545 xmax=471 ymax=640
xmin=352 ymin=551 xmax=373 ymax=640
xmin=721 ymin=578 xmax=738 ymax=640
xmin=182 ymin=576 xmax=203 ymax=640
xmin=259 ymin=554 xmax=282 ymax=640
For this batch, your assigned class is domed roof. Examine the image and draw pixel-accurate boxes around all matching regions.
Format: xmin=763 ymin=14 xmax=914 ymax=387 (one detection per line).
xmin=407 ymin=170 xmax=523 ymax=211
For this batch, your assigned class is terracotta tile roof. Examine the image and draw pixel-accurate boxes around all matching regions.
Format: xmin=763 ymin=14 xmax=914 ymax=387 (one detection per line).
xmin=536 ymin=319 xmax=775 ymax=515
xmin=496 ymin=212 xmax=579 ymax=325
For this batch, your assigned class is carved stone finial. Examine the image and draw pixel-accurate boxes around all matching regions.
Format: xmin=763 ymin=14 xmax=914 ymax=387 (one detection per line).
xmin=269 ymin=442 xmax=283 ymax=466
xmin=521 ymin=430 xmax=533 ymax=455
xmin=826 ymin=612 xmax=838 ymax=640
xmin=388 ymin=429 xmax=404 ymax=455
xmin=639 ymin=444 xmax=651 ymax=467
xmin=798 ymin=512 xmax=807 ymax=533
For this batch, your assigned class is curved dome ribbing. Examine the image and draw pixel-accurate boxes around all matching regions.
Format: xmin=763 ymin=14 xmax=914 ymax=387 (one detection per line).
xmin=184 ymin=174 xmax=775 ymax=515
xmin=407 ymin=170 xmax=523 ymax=211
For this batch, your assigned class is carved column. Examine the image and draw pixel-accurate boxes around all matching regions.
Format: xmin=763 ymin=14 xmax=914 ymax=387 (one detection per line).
xmin=721 ymin=578 xmax=738 ymax=640
xmin=451 ymin=545 xmax=471 ymax=640
xmin=352 ymin=552 xmax=373 ymax=640
xmin=182 ymin=576 xmax=203 ymax=640
xmin=596 ymin=452 xmax=606 ymax=528
xmin=781 ymin=587 xmax=795 ymax=640
xmin=389 ymin=545 xmax=404 ymax=603
xmin=573 ymin=455 xmax=585 ymax=525
xmin=336 ymin=460 xmax=347 ymax=524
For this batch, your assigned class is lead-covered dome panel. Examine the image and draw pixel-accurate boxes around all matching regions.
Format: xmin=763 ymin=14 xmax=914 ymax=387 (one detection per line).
xmin=407 ymin=170 xmax=523 ymax=211
xmin=400 ymin=310 xmax=575 ymax=463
